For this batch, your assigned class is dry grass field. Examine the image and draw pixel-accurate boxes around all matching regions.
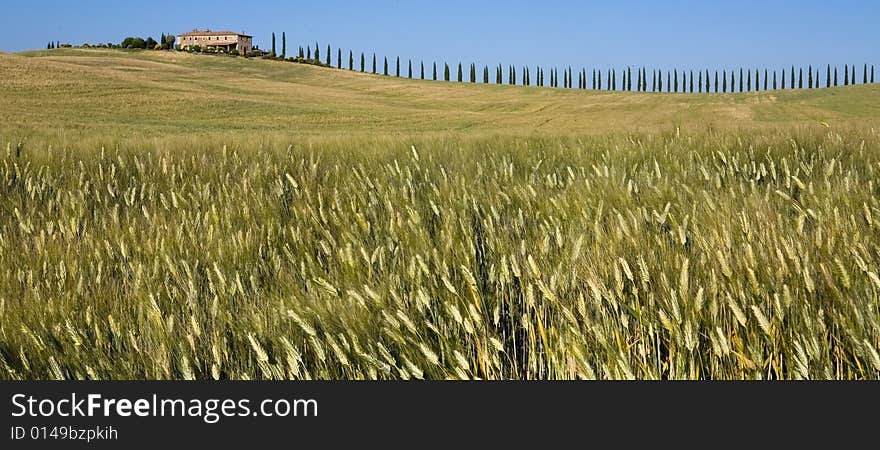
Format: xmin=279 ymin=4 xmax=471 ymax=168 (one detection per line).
xmin=1 ymin=49 xmax=879 ymax=380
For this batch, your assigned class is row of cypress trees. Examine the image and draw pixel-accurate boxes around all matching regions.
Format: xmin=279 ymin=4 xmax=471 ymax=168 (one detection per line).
xmin=282 ymin=40 xmax=876 ymax=92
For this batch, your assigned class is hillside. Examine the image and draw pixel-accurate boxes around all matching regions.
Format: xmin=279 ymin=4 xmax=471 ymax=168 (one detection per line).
xmin=2 ymin=48 xmax=879 ymax=144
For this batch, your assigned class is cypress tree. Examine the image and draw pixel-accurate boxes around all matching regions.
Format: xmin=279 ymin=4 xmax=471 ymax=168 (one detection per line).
xmin=299 ymin=46 xmax=304 ymax=59
xmin=457 ymin=62 xmax=462 ymax=82
xmin=864 ymin=64 xmax=868 ymax=84
xmin=698 ymin=70 xmax=703 ymax=93
xmin=657 ymin=70 xmax=662 ymax=92
xmin=314 ymin=43 xmax=319 ymax=62
xmin=360 ymin=53 xmax=365 ymax=72
xmin=798 ymin=67 xmax=803 ymax=88
xmin=773 ymin=70 xmax=777 ymax=90
xmin=372 ymin=54 xmax=376 ymax=74
xmin=421 ymin=61 xmax=425 ymax=80
xmin=326 ymin=45 xmax=330 ymax=65
xmin=350 ymin=51 xmax=354 ymax=70
xmin=637 ymin=69 xmax=642 ymax=91
xmin=790 ymin=66 xmax=795 ymax=89
xmin=834 ymin=67 xmax=838 ymax=86
xmin=706 ymin=69 xmax=710 ymax=93
xmin=627 ymin=67 xmax=632 ymax=91
xmin=747 ymin=69 xmax=751 ymax=91
xmin=395 ymin=57 xmax=399 ymax=77
xmin=826 ymin=64 xmax=831 ymax=88
xmin=307 ymin=46 xmax=311 ymax=60
xmin=496 ymin=64 xmax=502 ymax=84
xmin=723 ymin=71 xmax=727 ymax=93
xmin=689 ymin=70 xmax=694 ymax=93
xmin=281 ymin=32 xmax=286 ymax=59
xmin=408 ymin=60 xmax=412 ymax=78
xmin=674 ymin=70 xmax=679 ymax=93
xmin=598 ymin=70 xmax=602 ymax=90
xmin=593 ymin=69 xmax=597 ymax=90
xmin=613 ymin=69 xmax=617 ymax=90
xmin=808 ymin=65 xmax=813 ymax=88
xmin=444 ymin=63 xmax=449 ymax=81
xmin=764 ymin=69 xmax=768 ymax=91
xmin=434 ymin=62 xmax=438 ymax=81
xmin=484 ymin=66 xmax=489 ymax=83
xmin=384 ymin=57 xmax=388 ymax=76
xmin=782 ymin=69 xmax=786 ymax=89
xmin=738 ymin=68 xmax=743 ymax=92
xmin=872 ymin=65 xmax=875 ymax=84
xmin=471 ymin=63 xmax=477 ymax=83
xmin=338 ymin=49 xmax=342 ymax=68
xmin=666 ymin=71 xmax=670 ymax=92
xmin=271 ymin=33 xmax=276 ymax=56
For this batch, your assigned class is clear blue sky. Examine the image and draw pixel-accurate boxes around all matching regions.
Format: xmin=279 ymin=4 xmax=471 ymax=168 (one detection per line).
xmin=3 ymin=0 xmax=878 ymax=70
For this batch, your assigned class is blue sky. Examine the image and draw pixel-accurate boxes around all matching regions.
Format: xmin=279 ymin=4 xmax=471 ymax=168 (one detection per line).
xmin=3 ymin=0 xmax=877 ymax=70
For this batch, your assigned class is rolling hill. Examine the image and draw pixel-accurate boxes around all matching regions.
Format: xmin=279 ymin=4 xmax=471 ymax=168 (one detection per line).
xmin=2 ymin=48 xmax=878 ymax=143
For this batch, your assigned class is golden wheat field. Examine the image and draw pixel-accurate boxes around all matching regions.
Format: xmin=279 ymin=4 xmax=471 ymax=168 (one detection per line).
xmin=1 ymin=49 xmax=879 ymax=379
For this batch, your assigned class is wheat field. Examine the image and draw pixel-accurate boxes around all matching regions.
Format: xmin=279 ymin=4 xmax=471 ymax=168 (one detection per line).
xmin=1 ymin=49 xmax=879 ymax=379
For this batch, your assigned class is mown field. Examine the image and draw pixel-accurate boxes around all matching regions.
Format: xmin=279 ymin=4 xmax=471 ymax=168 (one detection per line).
xmin=1 ymin=49 xmax=879 ymax=379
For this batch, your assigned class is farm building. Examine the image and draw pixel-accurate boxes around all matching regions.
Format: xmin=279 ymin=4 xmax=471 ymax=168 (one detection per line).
xmin=177 ymin=30 xmax=253 ymax=53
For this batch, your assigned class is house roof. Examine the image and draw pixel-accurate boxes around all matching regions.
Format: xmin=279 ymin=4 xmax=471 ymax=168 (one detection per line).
xmin=179 ymin=30 xmax=252 ymax=38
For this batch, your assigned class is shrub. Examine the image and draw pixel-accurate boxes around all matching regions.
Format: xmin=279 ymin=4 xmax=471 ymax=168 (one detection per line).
xmin=154 ymin=44 xmax=162 ymax=50
xmin=230 ymin=49 xmax=240 ymax=56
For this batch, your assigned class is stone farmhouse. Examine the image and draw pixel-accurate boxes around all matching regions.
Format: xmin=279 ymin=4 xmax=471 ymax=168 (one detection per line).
xmin=177 ymin=30 xmax=253 ymax=53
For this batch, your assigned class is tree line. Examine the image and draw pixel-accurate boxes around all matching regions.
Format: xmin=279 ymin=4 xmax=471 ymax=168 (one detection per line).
xmin=272 ymin=39 xmax=876 ymax=92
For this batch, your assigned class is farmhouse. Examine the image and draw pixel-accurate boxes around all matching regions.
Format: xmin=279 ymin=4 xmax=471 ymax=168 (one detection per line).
xmin=177 ymin=30 xmax=253 ymax=53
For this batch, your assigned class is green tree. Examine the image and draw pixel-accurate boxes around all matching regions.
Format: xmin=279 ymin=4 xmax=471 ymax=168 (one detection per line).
xmin=872 ymin=65 xmax=875 ymax=84
xmin=314 ymin=43 xmax=320 ymax=62
xmin=421 ymin=61 xmax=425 ymax=80
xmin=457 ymin=62 xmax=462 ymax=82
xmin=271 ymin=33 xmax=276 ymax=56
xmin=484 ymin=66 xmax=489 ymax=83
xmin=864 ymin=64 xmax=868 ymax=84
xmin=337 ymin=49 xmax=342 ymax=68
xmin=395 ymin=57 xmax=400 ymax=77
xmin=444 ymin=63 xmax=449 ymax=81
xmin=722 ymin=70 xmax=727 ymax=92
xmin=747 ymin=69 xmax=751 ymax=91
xmin=706 ymin=69 xmax=710 ymax=93
xmin=408 ymin=59 xmax=412 ymax=78
xmin=834 ymin=67 xmax=838 ymax=86
xmin=471 ymin=63 xmax=477 ymax=83
xmin=790 ymin=66 xmax=795 ymax=89
xmin=307 ymin=46 xmax=310 ymax=60
xmin=808 ymin=65 xmax=813 ymax=88
xmin=798 ymin=67 xmax=803 ymax=89
xmin=384 ymin=57 xmax=388 ymax=76
xmin=826 ymin=64 xmax=831 ymax=88
xmin=349 ymin=50 xmax=353 ymax=70
xmin=281 ymin=33 xmax=286 ymax=59
xmin=299 ymin=46 xmax=303 ymax=59
xmin=326 ymin=45 xmax=331 ymax=65
xmin=782 ymin=69 xmax=786 ymax=89
xmin=773 ymin=70 xmax=777 ymax=90
xmin=372 ymin=53 xmax=376 ymax=74
xmin=657 ymin=69 xmax=661 ymax=92
xmin=673 ymin=69 xmax=678 ymax=92
xmin=360 ymin=52 xmax=365 ymax=72
xmin=434 ymin=62 xmax=438 ymax=81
